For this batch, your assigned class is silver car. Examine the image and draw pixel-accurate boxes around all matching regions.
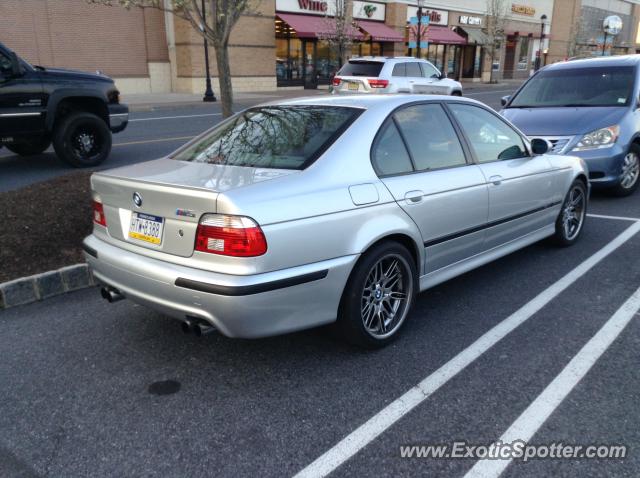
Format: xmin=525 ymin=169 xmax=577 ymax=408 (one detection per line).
xmin=332 ymin=57 xmax=463 ymax=96
xmin=84 ymin=95 xmax=588 ymax=348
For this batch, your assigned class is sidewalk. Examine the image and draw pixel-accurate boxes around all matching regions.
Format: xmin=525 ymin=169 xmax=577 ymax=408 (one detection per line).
xmin=122 ymin=80 xmax=522 ymax=112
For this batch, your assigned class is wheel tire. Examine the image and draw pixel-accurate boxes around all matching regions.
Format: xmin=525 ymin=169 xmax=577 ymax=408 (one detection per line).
xmin=552 ymin=179 xmax=588 ymax=247
xmin=336 ymin=241 xmax=417 ymax=349
xmin=5 ymin=137 xmax=51 ymax=156
xmin=608 ymin=144 xmax=640 ymax=197
xmin=53 ymin=112 xmax=112 ymax=167
xmin=451 ymin=90 xmax=462 ymax=96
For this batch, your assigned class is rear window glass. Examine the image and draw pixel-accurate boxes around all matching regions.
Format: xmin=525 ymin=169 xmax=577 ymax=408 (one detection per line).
xmin=172 ymin=106 xmax=361 ymax=170
xmin=338 ymin=61 xmax=384 ymax=77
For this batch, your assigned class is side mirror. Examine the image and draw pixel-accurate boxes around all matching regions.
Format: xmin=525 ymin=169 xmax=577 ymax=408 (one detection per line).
xmin=501 ymin=95 xmax=511 ymax=107
xmin=439 ymin=72 xmax=447 ymax=80
xmin=530 ymin=138 xmax=552 ymax=155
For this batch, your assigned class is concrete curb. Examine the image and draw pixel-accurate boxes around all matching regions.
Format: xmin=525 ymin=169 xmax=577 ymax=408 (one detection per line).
xmin=0 ymin=264 xmax=95 ymax=310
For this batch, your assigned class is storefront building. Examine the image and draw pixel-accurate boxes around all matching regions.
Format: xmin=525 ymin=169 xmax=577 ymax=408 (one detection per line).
xmin=275 ymin=0 xmax=405 ymax=87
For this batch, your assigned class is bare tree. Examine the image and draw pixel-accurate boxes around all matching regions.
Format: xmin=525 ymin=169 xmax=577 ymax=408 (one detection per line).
xmin=484 ymin=0 xmax=508 ymax=83
xmin=89 ymin=0 xmax=260 ymax=117
xmin=567 ymin=15 xmax=584 ymax=59
xmin=319 ymin=0 xmax=354 ymax=70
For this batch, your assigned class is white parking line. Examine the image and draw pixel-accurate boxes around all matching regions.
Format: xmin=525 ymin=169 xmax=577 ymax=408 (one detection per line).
xmin=293 ymin=220 xmax=640 ymax=478
xmin=465 ymin=285 xmax=640 ymax=478
xmin=128 ymin=113 xmax=222 ymax=122
xmin=587 ymin=213 xmax=640 ymax=222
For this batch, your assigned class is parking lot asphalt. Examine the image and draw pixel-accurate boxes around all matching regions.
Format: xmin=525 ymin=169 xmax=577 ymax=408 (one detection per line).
xmin=1 ymin=191 xmax=639 ymax=477
xmin=0 ymin=86 xmax=515 ymax=192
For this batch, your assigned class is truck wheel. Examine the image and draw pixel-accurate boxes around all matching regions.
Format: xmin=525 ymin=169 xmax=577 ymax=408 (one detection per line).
xmin=53 ymin=112 xmax=112 ymax=167
xmin=5 ymin=137 xmax=51 ymax=156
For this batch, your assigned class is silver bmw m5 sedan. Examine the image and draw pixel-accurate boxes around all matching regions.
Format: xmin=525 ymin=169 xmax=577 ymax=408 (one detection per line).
xmin=83 ymin=95 xmax=589 ymax=348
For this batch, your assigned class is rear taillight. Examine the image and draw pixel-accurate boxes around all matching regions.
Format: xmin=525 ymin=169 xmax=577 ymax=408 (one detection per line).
xmin=368 ymin=79 xmax=389 ymax=88
xmin=93 ymin=200 xmax=107 ymax=226
xmin=332 ymin=76 xmax=342 ymax=86
xmin=195 ymin=214 xmax=267 ymax=257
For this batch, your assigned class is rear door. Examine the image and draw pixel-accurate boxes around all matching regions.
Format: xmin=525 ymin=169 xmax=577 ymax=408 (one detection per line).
xmin=447 ymin=103 xmax=557 ymax=249
xmin=405 ymin=62 xmax=427 ymax=94
xmin=390 ymin=62 xmax=411 ymax=93
xmin=372 ymin=102 xmax=489 ymax=273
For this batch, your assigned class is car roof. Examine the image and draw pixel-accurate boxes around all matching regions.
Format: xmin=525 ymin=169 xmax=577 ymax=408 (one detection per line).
xmin=260 ymin=94 xmax=485 ymax=112
xmin=348 ymin=56 xmax=425 ymax=63
xmin=543 ymin=54 xmax=640 ymax=71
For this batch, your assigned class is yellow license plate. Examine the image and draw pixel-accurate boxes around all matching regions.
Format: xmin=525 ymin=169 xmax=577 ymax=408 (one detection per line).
xmin=128 ymin=212 xmax=164 ymax=245
xmin=348 ymin=82 xmax=359 ymax=91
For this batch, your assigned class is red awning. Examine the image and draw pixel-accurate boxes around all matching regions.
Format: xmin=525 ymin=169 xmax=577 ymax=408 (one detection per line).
xmin=356 ymin=20 xmax=404 ymax=42
xmin=276 ymin=13 xmax=363 ymax=40
xmin=426 ymin=25 xmax=467 ymax=45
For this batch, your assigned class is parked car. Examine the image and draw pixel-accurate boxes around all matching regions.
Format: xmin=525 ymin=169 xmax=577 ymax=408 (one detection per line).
xmin=0 ymin=42 xmax=128 ymax=167
xmin=84 ymin=95 xmax=587 ymax=348
xmin=332 ymin=57 xmax=462 ymax=96
xmin=501 ymin=55 xmax=640 ymax=196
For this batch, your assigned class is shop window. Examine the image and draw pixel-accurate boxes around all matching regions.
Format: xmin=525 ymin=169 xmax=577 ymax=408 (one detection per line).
xmin=517 ymin=37 xmax=530 ymax=70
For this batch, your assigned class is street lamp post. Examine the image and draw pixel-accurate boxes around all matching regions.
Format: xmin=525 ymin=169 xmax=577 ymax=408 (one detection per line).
xmin=535 ymin=14 xmax=547 ymax=70
xmin=201 ymin=0 xmax=216 ymax=102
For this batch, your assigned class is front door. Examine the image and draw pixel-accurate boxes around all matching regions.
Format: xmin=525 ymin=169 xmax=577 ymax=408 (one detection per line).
xmin=447 ymin=103 xmax=557 ymax=249
xmin=503 ymin=36 xmax=517 ymax=79
xmin=420 ymin=61 xmax=448 ymax=94
xmin=371 ymin=102 xmax=489 ymax=273
xmin=0 ymin=50 xmax=45 ymax=139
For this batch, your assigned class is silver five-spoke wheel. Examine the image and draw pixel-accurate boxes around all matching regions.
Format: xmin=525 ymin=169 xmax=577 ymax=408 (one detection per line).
xmin=620 ymin=151 xmax=640 ymax=190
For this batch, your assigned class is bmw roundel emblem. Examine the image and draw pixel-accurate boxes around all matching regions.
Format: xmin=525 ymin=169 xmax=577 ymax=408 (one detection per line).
xmin=133 ymin=192 xmax=143 ymax=207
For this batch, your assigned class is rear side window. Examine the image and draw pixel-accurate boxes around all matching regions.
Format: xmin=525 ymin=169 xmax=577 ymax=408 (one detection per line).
xmin=371 ymin=120 xmax=414 ymax=176
xmin=338 ymin=61 xmax=384 ymax=77
xmin=172 ymin=106 xmax=361 ymax=170
xmin=394 ymin=104 xmax=467 ymax=171
xmin=405 ymin=62 xmax=422 ymax=78
xmin=392 ymin=63 xmax=407 ymax=77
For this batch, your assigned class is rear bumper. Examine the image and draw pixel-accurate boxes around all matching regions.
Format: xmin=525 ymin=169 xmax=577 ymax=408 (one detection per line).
xmin=83 ymin=235 xmax=357 ymax=338
xmin=108 ymin=104 xmax=128 ymax=133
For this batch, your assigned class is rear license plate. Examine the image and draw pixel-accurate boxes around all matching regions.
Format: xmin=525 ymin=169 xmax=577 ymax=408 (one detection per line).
xmin=128 ymin=212 xmax=164 ymax=245
xmin=348 ymin=82 xmax=359 ymax=91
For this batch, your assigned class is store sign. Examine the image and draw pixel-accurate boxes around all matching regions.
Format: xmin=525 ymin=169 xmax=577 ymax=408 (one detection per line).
xmin=459 ymin=15 xmax=482 ymax=26
xmin=406 ymin=6 xmax=448 ymax=26
xmin=276 ymin=0 xmax=386 ymax=19
xmin=511 ymin=4 xmax=535 ymax=16
xmin=353 ymin=1 xmax=386 ymax=21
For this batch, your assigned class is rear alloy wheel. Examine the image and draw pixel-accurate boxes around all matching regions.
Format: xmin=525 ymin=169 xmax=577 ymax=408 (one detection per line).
xmin=5 ymin=137 xmax=51 ymax=156
xmin=552 ymin=180 xmax=587 ymax=246
xmin=610 ymin=146 xmax=640 ymax=196
xmin=53 ymin=112 xmax=112 ymax=167
xmin=337 ymin=242 xmax=416 ymax=348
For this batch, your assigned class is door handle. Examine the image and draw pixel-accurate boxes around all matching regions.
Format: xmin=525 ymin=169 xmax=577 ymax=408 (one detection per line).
xmin=404 ymin=190 xmax=424 ymax=203
xmin=488 ymin=175 xmax=503 ymax=185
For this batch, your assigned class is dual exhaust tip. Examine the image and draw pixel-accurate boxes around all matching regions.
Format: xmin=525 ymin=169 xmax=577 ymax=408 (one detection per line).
xmin=100 ymin=286 xmax=215 ymax=337
xmin=181 ymin=317 xmax=216 ymax=337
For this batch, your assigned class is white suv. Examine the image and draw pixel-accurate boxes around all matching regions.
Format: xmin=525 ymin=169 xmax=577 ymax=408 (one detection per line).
xmin=332 ymin=57 xmax=462 ymax=96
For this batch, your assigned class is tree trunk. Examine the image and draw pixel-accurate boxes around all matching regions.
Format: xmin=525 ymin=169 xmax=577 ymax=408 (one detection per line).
xmin=214 ymin=41 xmax=234 ymax=118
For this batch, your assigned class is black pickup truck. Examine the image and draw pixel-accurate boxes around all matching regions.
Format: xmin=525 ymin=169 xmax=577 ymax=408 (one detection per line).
xmin=0 ymin=42 xmax=128 ymax=167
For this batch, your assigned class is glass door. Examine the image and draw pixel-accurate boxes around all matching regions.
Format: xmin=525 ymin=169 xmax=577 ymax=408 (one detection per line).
xmin=303 ymin=40 xmax=317 ymax=89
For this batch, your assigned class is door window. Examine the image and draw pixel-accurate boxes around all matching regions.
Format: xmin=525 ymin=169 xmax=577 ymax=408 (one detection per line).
xmin=0 ymin=51 xmax=12 ymax=75
xmin=394 ymin=104 xmax=467 ymax=171
xmin=371 ymin=120 xmax=414 ymax=176
xmin=405 ymin=62 xmax=422 ymax=78
xmin=392 ymin=63 xmax=407 ymax=77
xmin=448 ymin=104 xmax=528 ymax=162
xmin=420 ymin=62 xmax=440 ymax=79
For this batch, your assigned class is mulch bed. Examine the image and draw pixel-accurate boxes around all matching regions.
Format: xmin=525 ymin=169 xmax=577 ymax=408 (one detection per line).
xmin=0 ymin=172 xmax=93 ymax=283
